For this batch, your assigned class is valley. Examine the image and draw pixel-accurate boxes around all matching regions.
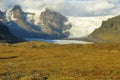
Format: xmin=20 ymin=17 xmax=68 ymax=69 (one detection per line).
xmin=0 ymin=1 xmax=120 ymax=80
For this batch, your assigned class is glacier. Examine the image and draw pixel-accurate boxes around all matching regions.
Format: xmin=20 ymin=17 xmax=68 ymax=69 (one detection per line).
xmin=67 ymin=16 xmax=114 ymax=38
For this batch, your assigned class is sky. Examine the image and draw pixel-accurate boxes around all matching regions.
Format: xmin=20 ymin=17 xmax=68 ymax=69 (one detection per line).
xmin=0 ymin=0 xmax=120 ymax=16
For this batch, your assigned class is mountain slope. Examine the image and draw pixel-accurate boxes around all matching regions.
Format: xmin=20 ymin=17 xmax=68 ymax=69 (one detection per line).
xmin=6 ymin=5 xmax=72 ymax=39
xmin=0 ymin=21 xmax=24 ymax=43
xmin=7 ymin=5 xmax=42 ymax=38
xmin=87 ymin=15 xmax=120 ymax=43
xmin=39 ymin=8 xmax=72 ymax=39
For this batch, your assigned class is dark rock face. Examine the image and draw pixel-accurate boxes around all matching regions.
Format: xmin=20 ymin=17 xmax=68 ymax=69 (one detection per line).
xmin=0 ymin=10 xmax=7 ymax=23
xmin=0 ymin=21 xmax=24 ymax=43
xmin=39 ymin=8 xmax=72 ymax=39
xmin=7 ymin=21 xmax=41 ymax=38
xmin=87 ymin=15 xmax=120 ymax=43
xmin=11 ymin=5 xmax=26 ymax=20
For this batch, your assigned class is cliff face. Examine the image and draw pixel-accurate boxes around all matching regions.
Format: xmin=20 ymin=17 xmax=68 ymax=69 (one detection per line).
xmin=0 ymin=21 xmax=24 ymax=43
xmin=87 ymin=15 xmax=120 ymax=43
xmin=39 ymin=9 xmax=72 ymax=39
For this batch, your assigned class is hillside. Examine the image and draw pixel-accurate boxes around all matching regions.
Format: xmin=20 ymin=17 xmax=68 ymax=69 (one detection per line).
xmin=87 ymin=15 xmax=120 ymax=43
xmin=0 ymin=21 xmax=24 ymax=43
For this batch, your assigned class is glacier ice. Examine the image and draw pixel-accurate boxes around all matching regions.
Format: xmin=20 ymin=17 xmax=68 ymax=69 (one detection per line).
xmin=67 ymin=16 xmax=114 ymax=38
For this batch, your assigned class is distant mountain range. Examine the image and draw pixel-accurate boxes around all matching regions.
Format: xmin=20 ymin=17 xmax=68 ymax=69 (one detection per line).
xmin=0 ymin=5 xmax=72 ymax=40
xmin=0 ymin=5 xmax=120 ymax=43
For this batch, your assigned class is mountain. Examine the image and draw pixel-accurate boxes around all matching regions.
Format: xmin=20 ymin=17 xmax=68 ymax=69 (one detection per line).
xmin=87 ymin=15 xmax=120 ymax=43
xmin=38 ymin=8 xmax=72 ymax=39
xmin=5 ymin=5 xmax=72 ymax=39
xmin=0 ymin=21 xmax=24 ymax=43
xmin=7 ymin=5 xmax=42 ymax=38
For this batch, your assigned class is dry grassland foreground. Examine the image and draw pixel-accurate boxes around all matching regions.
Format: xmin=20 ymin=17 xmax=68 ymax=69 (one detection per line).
xmin=0 ymin=41 xmax=120 ymax=80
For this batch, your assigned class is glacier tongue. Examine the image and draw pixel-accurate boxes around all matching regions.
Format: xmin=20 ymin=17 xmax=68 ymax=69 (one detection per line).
xmin=67 ymin=16 xmax=114 ymax=38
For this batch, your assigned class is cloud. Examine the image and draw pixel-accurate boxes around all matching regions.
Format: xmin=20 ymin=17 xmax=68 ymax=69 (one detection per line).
xmin=0 ymin=0 xmax=120 ymax=16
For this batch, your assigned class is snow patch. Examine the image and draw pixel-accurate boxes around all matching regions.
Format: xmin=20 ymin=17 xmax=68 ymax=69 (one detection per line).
xmin=25 ymin=8 xmax=45 ymax=25
xmin=11 ymin=13 xmax=18 ymax=21
xmin=6 ymin=10 xmax=18 ymax=21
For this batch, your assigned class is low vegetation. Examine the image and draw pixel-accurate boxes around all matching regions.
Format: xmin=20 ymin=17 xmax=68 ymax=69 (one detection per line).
xmin=0 ymin=41 xmax=120 ymax=80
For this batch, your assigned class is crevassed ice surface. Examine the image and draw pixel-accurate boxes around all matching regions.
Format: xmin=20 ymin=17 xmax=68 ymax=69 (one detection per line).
xmin=68 ymin=16 xmax=114 ymax=38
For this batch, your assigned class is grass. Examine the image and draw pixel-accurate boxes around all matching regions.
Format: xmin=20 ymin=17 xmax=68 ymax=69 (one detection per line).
xmin=0 ymin=41 xmax=120 ymax=80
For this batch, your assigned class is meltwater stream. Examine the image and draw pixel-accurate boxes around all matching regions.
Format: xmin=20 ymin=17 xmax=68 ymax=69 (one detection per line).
xmin=25 ymin=38 xmax=93 ymax=44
